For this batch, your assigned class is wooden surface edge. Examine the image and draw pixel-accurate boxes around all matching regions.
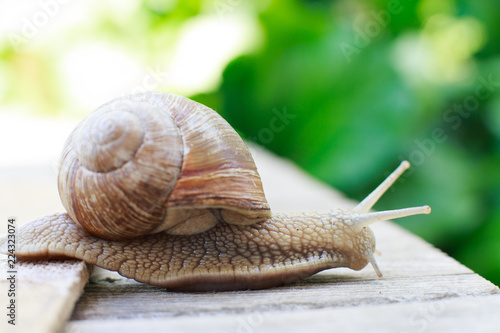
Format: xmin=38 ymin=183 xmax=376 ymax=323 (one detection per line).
xmin=64 ymin=294 xmax=500 ymax=333
xmin=0 ymin=259 xmax=91 ymax=333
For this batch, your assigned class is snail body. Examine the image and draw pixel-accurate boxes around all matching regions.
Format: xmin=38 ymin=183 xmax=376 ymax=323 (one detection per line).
xmin=0 ymin=92 xmax=430 ymax=291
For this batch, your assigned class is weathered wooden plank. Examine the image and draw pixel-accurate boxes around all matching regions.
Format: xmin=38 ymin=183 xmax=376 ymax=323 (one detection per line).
xmin=70 ymin=271 xmax=497 ymax=320
xmin=0 ymin=259 xmax=90 ymax=333
xmin=64 ymin=294 xmax=500 ymax=333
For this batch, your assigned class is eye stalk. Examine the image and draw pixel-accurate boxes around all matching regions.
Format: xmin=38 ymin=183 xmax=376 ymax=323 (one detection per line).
xmin=352 ymin=206 xmax=431 ymax=233
xmin=349 ymin=161 xmax=431 ymax=277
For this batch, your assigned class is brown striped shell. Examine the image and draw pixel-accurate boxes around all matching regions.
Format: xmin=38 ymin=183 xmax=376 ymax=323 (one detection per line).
xmin=58 ymin=92 xmax=270 ymax=240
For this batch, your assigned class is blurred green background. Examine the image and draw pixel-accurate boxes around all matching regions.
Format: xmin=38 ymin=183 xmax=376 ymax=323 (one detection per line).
xmin=1 ymin=0 xmax=499 ymax=284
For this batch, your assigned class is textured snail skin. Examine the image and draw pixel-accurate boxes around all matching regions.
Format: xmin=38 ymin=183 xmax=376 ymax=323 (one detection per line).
xmin=0 ymin=211 xmax=375 ymax=291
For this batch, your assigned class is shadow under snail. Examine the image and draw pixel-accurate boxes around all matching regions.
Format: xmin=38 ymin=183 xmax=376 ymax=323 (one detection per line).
xmin=0 ymin=92 xmax=431 ymax=291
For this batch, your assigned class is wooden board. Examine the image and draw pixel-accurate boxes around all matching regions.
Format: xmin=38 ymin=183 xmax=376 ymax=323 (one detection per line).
xmin=65 ymin=294 xmax=500 ymax=333
xmin=1 ymin=143 xmax=499 ymax=332
xmin=0 ymin=259 xmax=90 ymax=333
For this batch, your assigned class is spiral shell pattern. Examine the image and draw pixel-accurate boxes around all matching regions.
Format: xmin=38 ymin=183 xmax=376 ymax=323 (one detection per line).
xmin=59 ymin=99 xmax=183 ymax=239
xmin=58 ymin=92 xmax=270 ymax=240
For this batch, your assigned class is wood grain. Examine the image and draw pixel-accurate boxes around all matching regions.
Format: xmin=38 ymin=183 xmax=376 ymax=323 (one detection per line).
xmin=65 ymin=294 xmax=500 ymax=333
xmin=0 ymin=259 xmax=90 ymax=333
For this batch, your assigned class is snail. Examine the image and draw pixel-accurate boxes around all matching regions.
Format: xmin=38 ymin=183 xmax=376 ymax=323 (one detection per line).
xmin=0 ymin=92 xmax=430 ymax=291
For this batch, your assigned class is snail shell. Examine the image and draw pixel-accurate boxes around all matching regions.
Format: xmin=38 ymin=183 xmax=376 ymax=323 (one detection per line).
xmin=58 ymin=92 xmax=270 ymax=240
